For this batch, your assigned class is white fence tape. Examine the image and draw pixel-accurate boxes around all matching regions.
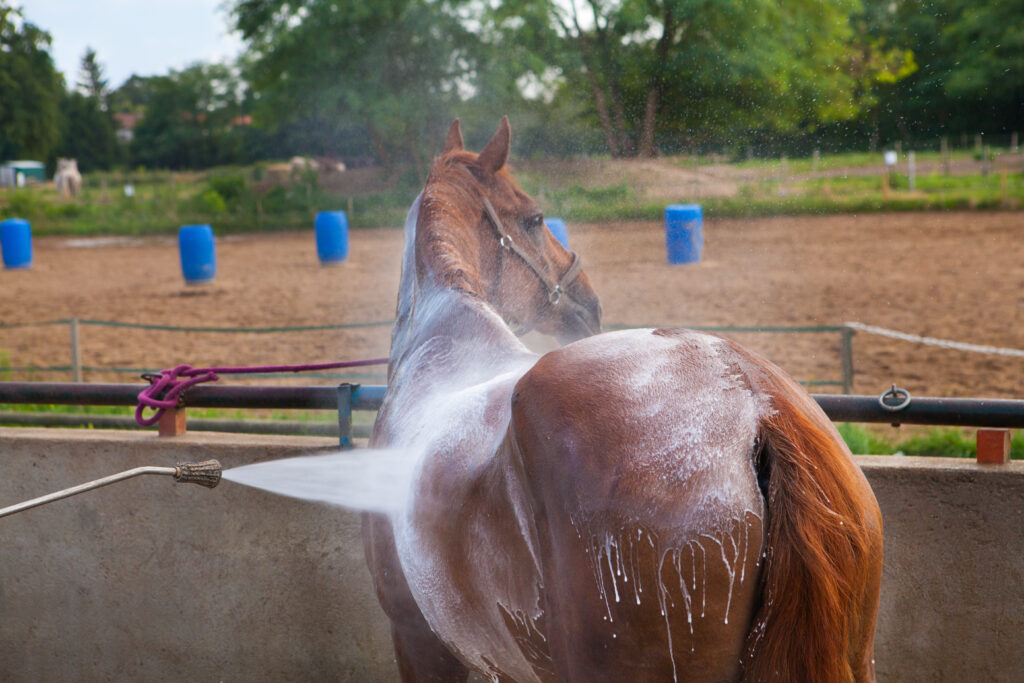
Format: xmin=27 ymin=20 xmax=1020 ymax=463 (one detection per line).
xmin=844 ymin=322 xmax=1024 ymax=358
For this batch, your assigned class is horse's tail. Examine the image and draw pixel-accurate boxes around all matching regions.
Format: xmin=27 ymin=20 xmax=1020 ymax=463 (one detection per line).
xmin=743 ymin=381 xmax=883 ymax=683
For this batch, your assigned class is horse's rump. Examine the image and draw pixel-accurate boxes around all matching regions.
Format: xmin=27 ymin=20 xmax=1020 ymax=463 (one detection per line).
xmin=508 ymin=327 xmax=882 ymax=682
xmin=510 ymin=328 xmax=768 ymax=681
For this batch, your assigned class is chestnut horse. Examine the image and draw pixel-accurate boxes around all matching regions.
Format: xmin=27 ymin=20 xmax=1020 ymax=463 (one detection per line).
xmin=364 ymin=117 xmax=883 ymax=682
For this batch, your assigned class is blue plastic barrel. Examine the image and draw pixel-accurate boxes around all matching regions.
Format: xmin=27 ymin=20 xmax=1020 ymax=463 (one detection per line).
xmin=315 ymin=211 xmax=349 ymax=264
xmin=178 ymin=224 xmax=216 ymax=284
xmin=0 ymin=218 xmax=32 ymax=269
xmin=665 ymin=204 xmax=703 ymax=264
xmin=546 ymin=218 xmax=570 ymax=249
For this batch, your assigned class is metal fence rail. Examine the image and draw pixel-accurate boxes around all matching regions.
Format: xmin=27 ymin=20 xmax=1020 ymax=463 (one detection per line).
xmin=0 ymin=382 xmax=1021 ymax=433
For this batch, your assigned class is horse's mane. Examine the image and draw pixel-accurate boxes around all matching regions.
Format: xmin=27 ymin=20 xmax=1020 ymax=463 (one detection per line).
xmin=417 ymin=150 xmax=520 ymax=299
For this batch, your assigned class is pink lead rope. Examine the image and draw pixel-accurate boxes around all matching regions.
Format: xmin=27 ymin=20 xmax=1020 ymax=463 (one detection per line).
xmin=135 ymin=358 xmax=389 ymax=427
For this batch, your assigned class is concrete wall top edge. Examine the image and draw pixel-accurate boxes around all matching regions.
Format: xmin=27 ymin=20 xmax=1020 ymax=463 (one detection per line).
xmin=855 ymin=453 xmax=1024 ymax=476
xmin=2 ymin=427 xmax=1018 ymax=476
xmin=0 ymin=426 xmax=337 ymax=450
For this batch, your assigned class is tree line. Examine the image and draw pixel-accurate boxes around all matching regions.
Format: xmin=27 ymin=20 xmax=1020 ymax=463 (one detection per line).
xmin=1 ymin=0 xmax=1021 ymax=174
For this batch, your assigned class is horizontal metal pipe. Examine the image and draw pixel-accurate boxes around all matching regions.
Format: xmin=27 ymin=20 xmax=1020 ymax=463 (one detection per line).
xmin=813 ymin=395 xmax=1024 ymax=428
xmin=0 ymin=382 xmax=385 ymax=412
xmin=0 ymin=382 xmax=1022 ymax=429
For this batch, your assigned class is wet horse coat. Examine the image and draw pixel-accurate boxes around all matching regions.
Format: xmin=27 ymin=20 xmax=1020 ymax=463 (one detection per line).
xmin=364 ymin=118 xmax=882 ymax=682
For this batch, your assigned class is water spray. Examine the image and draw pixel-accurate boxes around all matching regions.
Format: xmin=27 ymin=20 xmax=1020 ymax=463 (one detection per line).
xmin=0 ymin=460 xmax=222 ymax=519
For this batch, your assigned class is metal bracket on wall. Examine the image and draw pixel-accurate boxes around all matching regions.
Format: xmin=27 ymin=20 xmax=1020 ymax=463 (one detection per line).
xmin=337 ymin=383 xmax=360 ymax=450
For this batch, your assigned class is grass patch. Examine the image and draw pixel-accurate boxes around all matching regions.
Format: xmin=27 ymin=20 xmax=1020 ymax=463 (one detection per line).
xmin=2 ymin=151 xmax=1022 ymax=236
xmin=731 ymin=149 xmax=982 ymax=174
xmin=838 ymin=423 xmax=1024 ymax=460
xmin=0 ymin=165 xmax=418 ymax=236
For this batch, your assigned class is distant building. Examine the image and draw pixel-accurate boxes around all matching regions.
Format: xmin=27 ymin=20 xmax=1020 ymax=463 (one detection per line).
xmin=0 ymin=160 xmax=45 ymax=187
xmin=113 ymin=112 xmax=141 ymax=143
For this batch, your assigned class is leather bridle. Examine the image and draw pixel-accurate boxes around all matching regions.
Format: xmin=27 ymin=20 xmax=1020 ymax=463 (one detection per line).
xmin=481 ymin=197 xmax=584 ymax=308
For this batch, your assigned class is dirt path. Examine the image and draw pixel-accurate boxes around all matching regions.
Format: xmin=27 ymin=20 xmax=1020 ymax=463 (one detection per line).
xmin=1 ymin=211 xmax=1021 ymax=398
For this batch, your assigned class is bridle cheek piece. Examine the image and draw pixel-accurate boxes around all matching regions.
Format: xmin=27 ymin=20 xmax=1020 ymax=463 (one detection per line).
xmin=482 ymin=197 xmax=583 ymax=314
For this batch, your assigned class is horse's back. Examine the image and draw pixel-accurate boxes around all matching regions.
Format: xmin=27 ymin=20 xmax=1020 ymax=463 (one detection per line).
xmin=511 ymin=328 xmax=768 ymax=681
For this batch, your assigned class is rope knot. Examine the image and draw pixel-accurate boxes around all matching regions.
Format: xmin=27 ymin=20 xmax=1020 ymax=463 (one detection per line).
xmin=135 ymin=365 xmax=220 ymax=427
xmin=133 ymin=356 xmax=389 ymax=428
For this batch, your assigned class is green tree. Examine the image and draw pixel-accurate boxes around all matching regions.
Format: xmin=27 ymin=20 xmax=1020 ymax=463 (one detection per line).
xmin=941 ymin=0 xmax=1024 ymax=134
xmin=489 ymin=0 xmax=637 ymax=156
xmin=56 ymin=91 xmax=119 ymax=171
xmin=855 ymin=0 xmax=1022 ymax=145
xmin=129 ymin=62 xmax=247 ymax=169
xmin=77 ymin=47 xmax=109 ymax=109
xmin=109 ymin=74 xmax=158 ymax=115
xmin=54 ymin=47 xmax=119 ymax=171
xmin=493 ymin=0 xmax=867 ymax=157
xmin=0 ymin=4 xmax=63 ymax=160
xmin=943 ymin=0 xmax=1024 ymax=105
xmin=230 ymin=0 xmax=477 ymax=173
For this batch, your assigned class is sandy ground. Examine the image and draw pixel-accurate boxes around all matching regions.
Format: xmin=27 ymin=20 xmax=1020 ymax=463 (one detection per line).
xmin=0 ymin=210 xmax=1021 ymax=399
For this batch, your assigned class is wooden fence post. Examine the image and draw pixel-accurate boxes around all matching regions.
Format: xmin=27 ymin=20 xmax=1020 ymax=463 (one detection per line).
xmin=840 ymin=326 xmax=855 ymax=395
xmin=70 ymin=318 xmax=82 ymax=383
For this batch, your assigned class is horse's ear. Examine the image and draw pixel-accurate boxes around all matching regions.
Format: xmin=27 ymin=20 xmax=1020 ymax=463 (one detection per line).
xmin=477 ymin=116 xmax=510 ymax=174
xmin=444 ymin=119 xmax=464 ymax=153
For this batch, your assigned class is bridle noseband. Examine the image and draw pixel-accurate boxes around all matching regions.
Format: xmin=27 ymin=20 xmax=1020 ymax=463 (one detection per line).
xmin=481 ymin=197 xmax=584 ymax=309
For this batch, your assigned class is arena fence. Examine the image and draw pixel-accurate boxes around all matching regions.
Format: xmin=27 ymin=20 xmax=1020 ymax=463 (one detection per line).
xmin=2 ymin=318 xmax=1022 ymax=454
xmin=0 ymin=317 xmax=854 ymax=391
xmin=0 ymin=381 xmax=1021 ymax=460
xmin=5 ymin=317 xmax=1023 ymax=391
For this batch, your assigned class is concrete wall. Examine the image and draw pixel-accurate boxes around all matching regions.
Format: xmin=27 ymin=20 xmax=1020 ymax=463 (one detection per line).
xmin=0 ymin=429 xmax=398 ymax=682
xmin=863 ymin=455 xmax=1024 ymax=682
xmin=1 ymin=429 xmax=1022 ymax=681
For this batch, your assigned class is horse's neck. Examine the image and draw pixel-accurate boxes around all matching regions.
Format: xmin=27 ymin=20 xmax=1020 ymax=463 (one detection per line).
xmin=390 ymin=287 xmax=532 ymax=389
xmin=389 ymin=194 xmax=533 ymax=390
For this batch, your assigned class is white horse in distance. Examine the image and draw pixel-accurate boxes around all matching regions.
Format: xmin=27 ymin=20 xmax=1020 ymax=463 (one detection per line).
xmin=54 ymin=158 xmax=82 ymax=200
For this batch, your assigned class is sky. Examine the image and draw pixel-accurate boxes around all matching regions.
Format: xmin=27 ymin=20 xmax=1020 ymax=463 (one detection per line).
xmin=20 ymin=0 xmax=244 ymax=88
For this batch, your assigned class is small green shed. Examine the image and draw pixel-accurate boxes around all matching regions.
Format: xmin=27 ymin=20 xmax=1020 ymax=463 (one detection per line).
xmin=0 ymin=161 xmax=46 ymax=187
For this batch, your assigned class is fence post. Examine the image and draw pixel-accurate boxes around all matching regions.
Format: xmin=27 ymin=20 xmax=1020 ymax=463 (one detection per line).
xmin=70 ymin=318 xmax=82 ymax=383
xmin=840 ymin=326 xmax=855 ymax=395
xmin=908 ymin=151 xmax=916 ymax=191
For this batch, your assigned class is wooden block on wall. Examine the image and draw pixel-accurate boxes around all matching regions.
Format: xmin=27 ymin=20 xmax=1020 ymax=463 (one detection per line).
xmin=977 ymin=428 xmax=1011 ymax=464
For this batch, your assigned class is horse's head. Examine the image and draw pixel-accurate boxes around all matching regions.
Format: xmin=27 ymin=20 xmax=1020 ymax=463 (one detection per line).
xmin=415 ymin=117 xmax=602 ymax=344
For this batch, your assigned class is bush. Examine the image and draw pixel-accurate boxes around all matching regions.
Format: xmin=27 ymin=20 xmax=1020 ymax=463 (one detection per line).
xmin=45 ymin=202 xmax=86 ymax=218
xmin=208 ymin=174 xmax=248 ymax=207
xmin=2 ymin=190 xmax=44 ymax=218
xmin=198 ymin=190 xmax=227 ymax=214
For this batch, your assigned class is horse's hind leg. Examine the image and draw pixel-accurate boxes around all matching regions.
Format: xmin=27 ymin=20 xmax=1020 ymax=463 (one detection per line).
xmin=362 ymin=513 xmax=468 ymax=683
xmin=390 ymin=619 xmax=468 ymax=683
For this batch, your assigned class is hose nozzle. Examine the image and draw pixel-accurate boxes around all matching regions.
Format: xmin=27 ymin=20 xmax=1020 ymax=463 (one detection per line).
xmin=174 ymin=459 xmax=222 ymax=488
